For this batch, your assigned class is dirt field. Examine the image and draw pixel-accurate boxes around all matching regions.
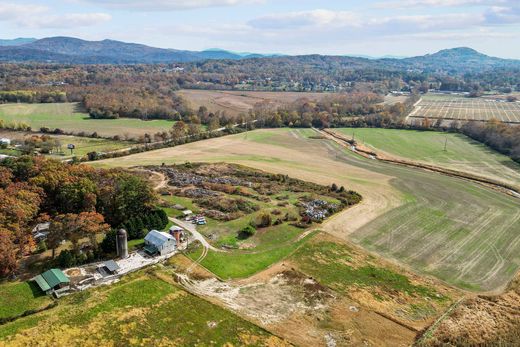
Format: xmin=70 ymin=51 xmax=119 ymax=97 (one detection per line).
xmin=408 ymin=94 xmax=520 ymax=124
xmin=173 ymin=232 xmax=459 ymax=347
xmin=178 ymin=89 xmax=332 ymax=116
xmin=96 ymin=128 xmax=520 ymax=292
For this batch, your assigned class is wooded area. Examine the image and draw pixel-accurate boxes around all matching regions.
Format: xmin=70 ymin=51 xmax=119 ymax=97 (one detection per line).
xmin=0 ymin=156 xmax=160 ymax=277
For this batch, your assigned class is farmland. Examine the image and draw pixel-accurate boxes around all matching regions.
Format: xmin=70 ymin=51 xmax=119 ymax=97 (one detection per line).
xmin=408 ymin=93 xmax=520 ymax=124
xmin=0 ymin=103 xmax=177 ymax=139
xmin=0 ymin=271 xmax=285 ymax=346
xmin=178 ymin=89 xmax=332 ymax=117
xmin=0 ymin=129 xmax=130 ymax=158
xmin=97 ymin=128 xmax=520 ymax=292
xmin=176 ymin=233 xmax=459 ymax=346
xmin=332 ymin=127 xmax=520 ymax=188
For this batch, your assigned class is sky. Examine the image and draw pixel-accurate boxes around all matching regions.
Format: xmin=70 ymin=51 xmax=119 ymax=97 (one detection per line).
xmin=0 ymin=0 xmax=520 ymax=58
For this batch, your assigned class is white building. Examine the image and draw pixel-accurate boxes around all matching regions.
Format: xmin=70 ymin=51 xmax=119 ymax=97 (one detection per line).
xmin=0 ymin=138 xmax=11 ymax=146
xmin=144 ymin=230 xmax=176 ymax=256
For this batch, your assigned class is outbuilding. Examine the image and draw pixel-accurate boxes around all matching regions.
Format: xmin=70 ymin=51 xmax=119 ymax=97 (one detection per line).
xmin=32 ymin=268 xmax=70 ymax=294
xmin=98 ymin=260 xmax=121 ymax=276
xmin=144 ymin=230 xmax=176 ymax=256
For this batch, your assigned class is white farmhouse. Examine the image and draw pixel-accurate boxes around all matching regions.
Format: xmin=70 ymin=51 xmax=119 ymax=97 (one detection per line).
xmin=144 ymin=230 xmax=176 ymax=256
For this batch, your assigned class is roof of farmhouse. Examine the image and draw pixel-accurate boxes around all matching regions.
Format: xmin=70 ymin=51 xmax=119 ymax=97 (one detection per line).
xmin=145 ymin=230 xmax=175 ymax=247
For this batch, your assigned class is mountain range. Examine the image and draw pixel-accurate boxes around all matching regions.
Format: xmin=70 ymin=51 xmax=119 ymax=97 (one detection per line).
xmin=0 ymin=37 xmax=518 ymax=73
xmin=0 ymin=37 xmax=272 ymax=64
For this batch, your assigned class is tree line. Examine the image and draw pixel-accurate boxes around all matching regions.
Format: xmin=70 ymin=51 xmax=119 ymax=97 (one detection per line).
xmin=0 ymin=156 xmax=160 ymax=277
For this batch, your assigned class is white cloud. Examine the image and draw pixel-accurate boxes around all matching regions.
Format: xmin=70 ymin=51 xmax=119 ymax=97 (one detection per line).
xmin=248 ymin=9 xmax=359 ymax=29
xmin=80 ymin=0 xmax=262 ymax=11
xmin=375 ymin=0 xmax=514 ymax=8
xmin=27 ymin=13 xmax=112 ymax=29
xmin=0 ymin=3 xmax=111 ymax=29
xmin=0 ymin=3 xmax=47 ymax=20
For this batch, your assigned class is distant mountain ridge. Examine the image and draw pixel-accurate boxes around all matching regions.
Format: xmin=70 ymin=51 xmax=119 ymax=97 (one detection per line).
xmin=0 ymin=38 xmax=37 ymax=46
xmin=0 ymin=37 xmax=273 ymax=63
xmin=0 ymin=37 xmax=518 ymax=73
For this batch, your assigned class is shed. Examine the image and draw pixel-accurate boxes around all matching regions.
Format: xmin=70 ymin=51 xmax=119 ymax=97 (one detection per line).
xmin=182 ymin=210 xmax=193 ymax=216
xmin=98 ymin=260 xmax=120 ymax=276
xmin=144 ymin=230 xmax=176 ymax=256
xmin=32 ymin=269 xmax=70 ymax=294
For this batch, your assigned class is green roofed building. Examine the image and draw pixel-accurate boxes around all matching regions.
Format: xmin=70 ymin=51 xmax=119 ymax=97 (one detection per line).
xmin=32 ymin=269 xmax=70 ymax=295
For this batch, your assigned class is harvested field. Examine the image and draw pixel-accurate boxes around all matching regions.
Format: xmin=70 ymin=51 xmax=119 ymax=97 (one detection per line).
xmin=0 ymin=103 xmax=177 ymax=139
xmin=97 ymin=128 xmax=520 ymax=291
xmin=333 ymin=127 xmax=520 ymax=188
xmin=408 ymin=93 xmax=520 ymax=125
xmin=178 ymin=89 xmax=332 ymax=116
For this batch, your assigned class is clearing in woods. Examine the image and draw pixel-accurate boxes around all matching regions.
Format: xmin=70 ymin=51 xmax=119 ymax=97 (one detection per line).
xmin=177 ymin=89 xmax=332 ymax=116
xmin=333 ymin=127 xmax=520 ymax=188
xmin=409 ymin=93 xmax=520 ymax=124
xmin=0 ymin=102 xmax=177 ymax=139
xmin=97 ymin=128 xmax=520 ymax=292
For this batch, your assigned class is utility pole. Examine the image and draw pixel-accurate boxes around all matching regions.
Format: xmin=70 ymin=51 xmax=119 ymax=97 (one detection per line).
xmin=444 ymin=137 xmax=448 ymax=152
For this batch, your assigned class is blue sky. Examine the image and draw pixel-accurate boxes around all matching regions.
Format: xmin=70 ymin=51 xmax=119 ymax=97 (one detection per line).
xmin=1 ymin=0 xmax=519 ymax=58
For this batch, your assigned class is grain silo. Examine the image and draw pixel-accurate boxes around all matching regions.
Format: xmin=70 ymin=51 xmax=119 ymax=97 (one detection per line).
xmin=116 ymin=229 xmax=129 ymax=259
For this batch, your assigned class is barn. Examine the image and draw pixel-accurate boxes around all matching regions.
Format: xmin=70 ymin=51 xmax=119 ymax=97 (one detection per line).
xmin=32 ymin=268 xmax=70 ymax=295
xmin=144 ymin=230 xmax=176 ymax=256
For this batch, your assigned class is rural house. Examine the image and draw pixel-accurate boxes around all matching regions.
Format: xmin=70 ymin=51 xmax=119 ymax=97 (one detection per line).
xmin=32 ymin=268 xmax=70 ymax=295
xmin=144 ymin=230 xmax=176 ymax=256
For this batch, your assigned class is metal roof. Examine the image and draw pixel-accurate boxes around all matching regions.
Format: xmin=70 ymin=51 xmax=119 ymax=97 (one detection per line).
xmin=144 ymin=230 xmax=175 ymax=247
xmin=103 ymin=260 xmax=120 ymax=273
xmin=33 ymin=275 xmax=51 ymax=292
xmin=34 ymin=269 xmax=69 ymax=292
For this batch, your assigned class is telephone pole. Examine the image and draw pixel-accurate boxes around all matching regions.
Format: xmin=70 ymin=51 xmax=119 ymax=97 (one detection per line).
xmin=444 ymin=137 xmax=448 ymax=152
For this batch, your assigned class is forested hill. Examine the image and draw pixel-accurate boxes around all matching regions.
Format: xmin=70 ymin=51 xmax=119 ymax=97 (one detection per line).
xmin=0 ymin=37 xmax=519 ymax=76
xmin=391 ymin=47 xmax=520 ymax=73
xmin=0 ymin=37 xmax=265 ymax=64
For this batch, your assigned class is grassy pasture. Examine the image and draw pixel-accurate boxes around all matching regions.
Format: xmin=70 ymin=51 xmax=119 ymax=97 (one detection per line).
xmin=334 ymin=127 xmax=520 ymax=187
xmin=0 ymin=281 xmax=52 ymax=320
xmin=186 ymin=231 xmax=317 ymax=279
xmin=0 ymin=103 xmax=177 ymax=138
xmin=0 ymin=272 xmax=283 ymax=345
xmin=96 ymin=128 xmax=520 ymax=291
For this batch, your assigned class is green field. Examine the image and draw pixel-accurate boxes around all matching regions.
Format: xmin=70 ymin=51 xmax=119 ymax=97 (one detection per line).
xmin=0 ymin=103 xmax=177 ymax=139
xmin=186 ymin=231 xmax=317 ymax=279
xmin=335 ymin=127 xmax=520 ymax=187
xmin=0 ymin=272 xmax=283 ymax=345
xmin=0 ymin=281 xmax=53 ymax=320
xmin=97 ymin=128 xmax=520 ymax=291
